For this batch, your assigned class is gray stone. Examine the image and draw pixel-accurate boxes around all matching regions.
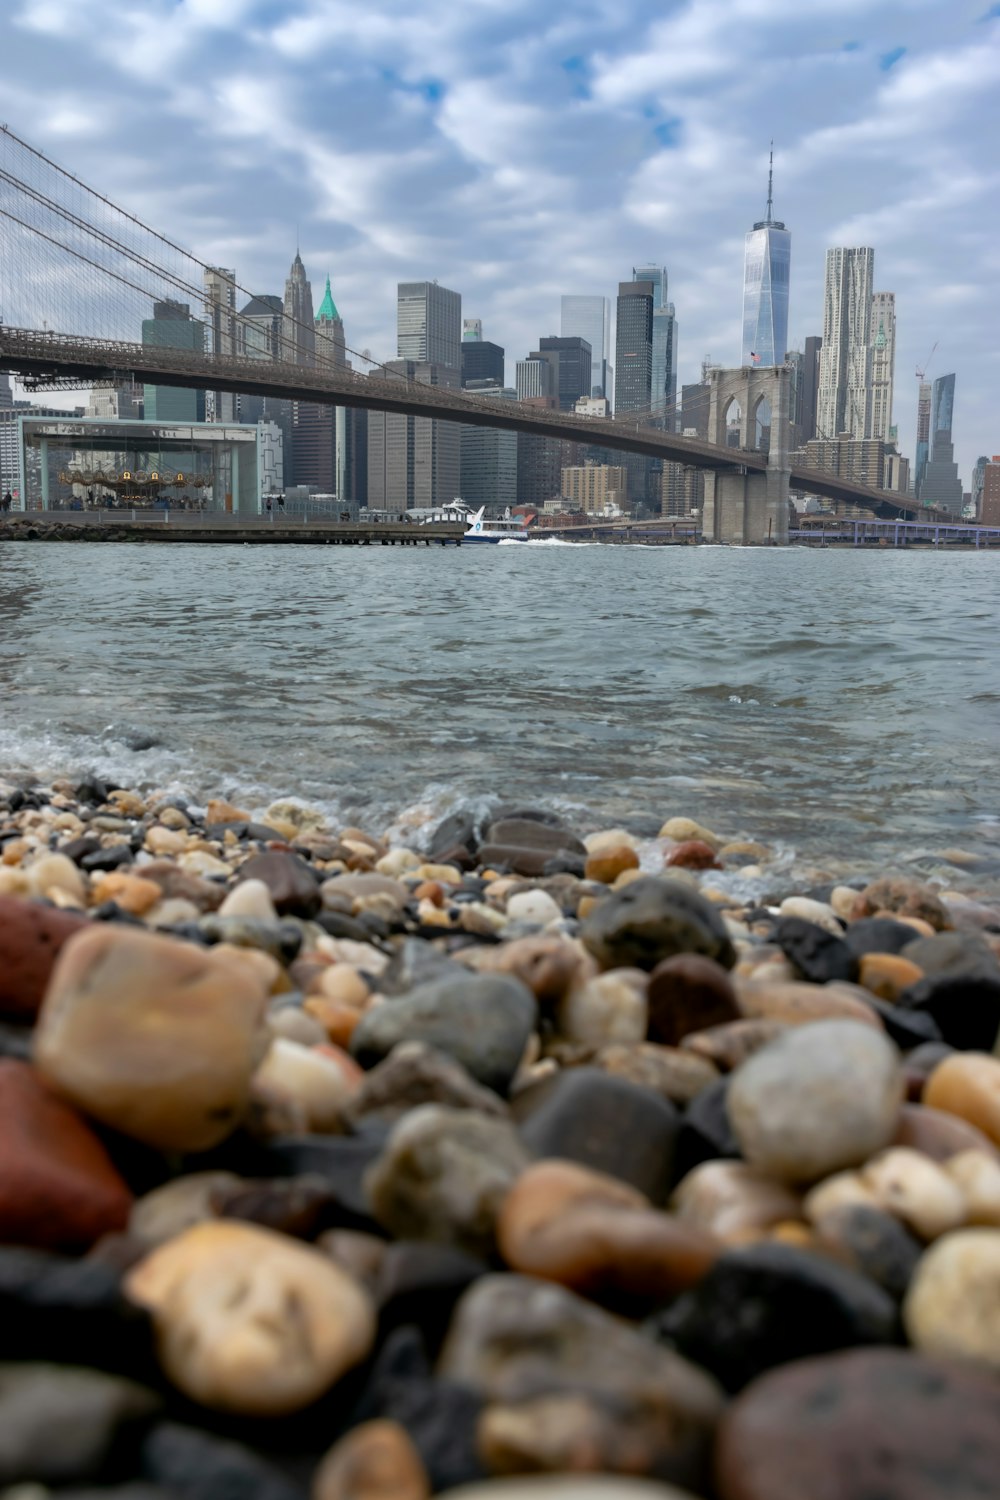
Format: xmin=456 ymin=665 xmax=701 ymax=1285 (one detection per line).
xmin=581 ymin=878 xmax=736 ymax=973
xmin=727 ymin=1020 xmax=903 ymax=1184
xmin=345 ymin=1042 xmax=509 ymax=1126
xmin=0 ymin=1363 xmax=160 ymax=1485
xmin=350 ymin=974 xmax=536 ymax=1095
xmin=364 ymin=1105 xmax=529 ymax=1257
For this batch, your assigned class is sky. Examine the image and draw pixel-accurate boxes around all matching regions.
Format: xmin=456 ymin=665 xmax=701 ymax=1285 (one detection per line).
xmin=1 ymin=0 xmax=998 ymax=482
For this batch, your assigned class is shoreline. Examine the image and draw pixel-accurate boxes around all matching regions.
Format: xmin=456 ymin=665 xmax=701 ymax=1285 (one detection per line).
xmin=2 ymin=772 xmax=1000 ymax=1494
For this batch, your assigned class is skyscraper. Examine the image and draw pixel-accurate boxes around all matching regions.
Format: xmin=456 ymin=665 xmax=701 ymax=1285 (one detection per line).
xmin=741 ymin=149 xmax=791 ymax=369
xmin=282 ymin=252 xmax=315 ymax=367
xmin=366 ymin=359 xmax=460 ymax=512
xmin=538 ymin=336 xmax=592 ymax=412
xmin=914 ymin=381 xmax=932 ymax=493
xmin=397 ymin=282 xmax=461 ymax=370
xmin=461 ymin=339 xmax=504 ymax=388
xmin=817 ymin=246 xmax=874 ymax=439
xmin=920 ymin=373 xmax=963 ymax=512
xmin=141 ymin=300 xmax=205 ymax=422
xmin=868 ymin=291 xmax=896 ymax=444
xmin=560 ymin=295 xmax=609 ymax=396
xmin=463 ymin=318 xmax=483 ymax=342
xmin=296 ymin=273 xmax=349 ymax=499
xmin=633 ymin=265 xmax=678 ymax=427
xmin=614 ymin=279 xmax=654 ymax=509
xmin=203 ymin=267 xmax=237 ymax=422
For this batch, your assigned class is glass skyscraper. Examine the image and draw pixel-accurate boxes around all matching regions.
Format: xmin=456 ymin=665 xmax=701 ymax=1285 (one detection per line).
xmin=741 ymin=151 xmax=790 ymax=369
xmin=633 ymin=266 xmax=677 ymax=427
xmin=560 ymin=295 xmax=609 ymax=396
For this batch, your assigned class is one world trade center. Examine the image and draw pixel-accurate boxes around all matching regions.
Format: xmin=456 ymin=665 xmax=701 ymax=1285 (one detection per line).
xmin=741 ymin=146 xmax=790 ymax=368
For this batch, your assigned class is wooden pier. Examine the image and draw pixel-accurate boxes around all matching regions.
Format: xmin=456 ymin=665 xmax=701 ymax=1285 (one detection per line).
xmin=0 ymin=513 xmax=467 ymax=546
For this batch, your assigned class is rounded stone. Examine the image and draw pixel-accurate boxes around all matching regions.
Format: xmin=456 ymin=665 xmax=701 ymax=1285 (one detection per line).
xmin=893 ymin=1101 xmax=1000 ymax=1161
xmin=904 ymin=1227 xmax=1000 ymax=1370
xmin=506 ymin=890 xmax=563 ymax=927
xmin=671 ymin=1161 xmax=802 ymax=1244
xmin=665 ymin=840 xmax=720 ymax=871
xmin=776 ymin=896 xmax=843 ymax=935
xmin=252 ymin=1037 xmax=361 ymax=1132
xmin=593 ymin=1043 xmax=719 ymax=1105
xmin=0 ymin=895 xmax=88 ymax=1021
xmin=498 ymin=1159 xmax=718 ymax=1304
xmin=585 ymin=845 xmax=641 ymax=884
xmin=313 ymin=1418 xmax=430 ymax=1500
xmin=26 ymin=852 xmax=88 ymax=905
xmin=129 ymin=1171 xmax=240 ymax=1246
xmin=364 ymin=1105 xmax=529 ymax=1257
xmin=659 ymin=817 xmax=724 ymax=850
xmin=944 ymin=1149 xmax=1000 ymax=1226
xmin=556 ymin=972 xmax=648 ymax=1046
xmin=0 ymin=1362 xmax=161 ymax=1487
xmin=736 ymin=980 xmax=881 ymax=1029
xmin=727 ymin=1020 xmax=903 ymax=1185
xmin=580 ymin=877 xmax=736 ymax=974
xmin=34 ymin=925 xmax=271 ymax=1153
xmin=218 ymin=879 xmax=279 ymax=922
xmin=647 ymin=954 xmax=740 ymax=1046
xmin=811 ymin=1202 xmax=924 ymax=1301
xmin=859 ymin=952 xmax=925 ymax=1001
xmin=681 ymin=1019 xmax=787 ymax=1073
xmin=124 ymin=1220 xmax=375 ymax=1414
xmin=923 ymin=1053 xmax=1000 ymax=1147
xmin=860 ymin=1147 xmax=967 ymax=1241
xmin=714 ymin=1346 xmax=1000 ymax=1500
xmin=851 ymin=877 xmax=952 ymax=930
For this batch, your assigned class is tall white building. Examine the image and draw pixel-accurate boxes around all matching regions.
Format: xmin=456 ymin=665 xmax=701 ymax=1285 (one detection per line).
xmin=868 ymin=291 xmax=896 ymax=444
xmin=397 ymin=282 xmax=461 ymax=370
xmin=560 ymin=295 xmax=610 ymax=397
xmin=817 ymin=246 xmax=874 ymax=440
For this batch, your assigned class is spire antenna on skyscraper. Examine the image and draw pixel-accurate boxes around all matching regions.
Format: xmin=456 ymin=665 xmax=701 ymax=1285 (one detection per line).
xmin=766 ymin=141 xmax=774 ymax=224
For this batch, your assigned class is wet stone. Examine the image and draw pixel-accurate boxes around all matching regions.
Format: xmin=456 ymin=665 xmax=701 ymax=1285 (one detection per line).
xmin=843 ymin=915 xmax=923 ymax=957
xmin=140 ymin=1421 xmax=305 ymax=1500
xmin=580 ymin=877 xmax=736 ymax=973
xmin=0 ymin=1362 xmax=161 ymax=1487
xmin=773 ymin=916 xmax=858 ymax=985
xmin=234 ymin=850 xmax=322 ymax=918
xmin=652 ymin=1240 xmax=899 ymax=1393
xmin=344 ymin=1041 xmax=508 ymax=1127
xmin=646 ymin=954 xmax=741 ymax=1045
xmin=671 ymin=1077 xmax=742 ymax=1183
xmin=198 ymin=913 xmax=303 ymax=962
xmin=897 ymin=935 xmax=1000 ymax=1050
xmin=714 ymin=1346 xmax=1000 ymax=1500
xmin=512 ymin=1067 xmax=679 ymax=1204
xmin=811 ymin=1202 xmax=924 ymax=1300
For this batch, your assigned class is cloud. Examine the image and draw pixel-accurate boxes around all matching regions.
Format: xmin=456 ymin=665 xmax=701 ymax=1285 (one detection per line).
xmin=1 ymin=0 xmax=997 ymax=477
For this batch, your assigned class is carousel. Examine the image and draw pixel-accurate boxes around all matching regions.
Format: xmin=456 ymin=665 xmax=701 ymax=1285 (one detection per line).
xmin=58 ymin=467 xmax=215 ymax=509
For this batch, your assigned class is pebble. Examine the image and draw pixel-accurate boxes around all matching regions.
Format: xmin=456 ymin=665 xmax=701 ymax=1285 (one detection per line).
xmin=313 ymin=1419 xmax=430 ymax=1500
xmin=439 ymin=1275 xmax=724 ymax=1492
xmin=439 ymin=1482 xmax=704 ymax=1499
xmin=0 ymin=1361 xmax=160 ymax=1487
xmin=727 ymin=1020 xmax=903 ymax=1184
xmin=714 ymin=1346 xmax=1000 ymax=1500
xmin=505 ymin=889 xmax=563 ymax=927
xmin=851 ymin=877 xmax=952 ymax=930
xmin=811 ymin=1202 xmax=924 ymax=1301
xmin=344 ymin=1041 xmax=508 ymax=1125
xmin=235 ymin=851 xmax=321 ymax=918
xmin=252 ymin=1037 xmax=361 ymax=1132
xmin=859 ymin=951 xmax=924 ymax=1000
xmin=0 ymin=1058 xmax=132 ymax=1251
xmin=585 ymin=844 xmax=641 ymax=883
xmin=146 ymin=825 xmax=186 ymax=856
xmin=556 ymin=971 xmax=648 ymax=1046
xmin=124 ymin=1220 xmax=376 ymax=1413
xmin=680 ymin=1018 xmax=787 ymax=1072
xmin=859 ymin=1147 xmax=967 ymax=1241
xmin=944 ymin=1149 xmax=1000 ymax=1225
xmin=592 ymin=1042 xmax=719 ymax=1105
xmin=903 ymin=1227 xmax=1000 ymax=1371
xmin=0 ymin=895 xmax=88 ymax=1020
xmin=129 ymin=1171 xmax=240 ymax=1246
xmin=580 ymin=877 xmax=736 ymax=973
xmin=218 ymin=878 xmax=280 ymax=921
xmin=735 ymin=979 xmax=881 ymax=1028
xmin=34 ymin=925 xmax=271 ymax=1153
xmin=893 ymin=1100 xmax=1000 ymax=1161
xmin=349 ymin=974 xmax=537 ymax=1096
xmin=671 ymin=1161 xmax=802 ymax=1244
xmin=646 ymin=954 xmax=740 ymax=1045
xmin=364 ymin=1104 xmax=529 ymax=1257
xmin=659 ymin=816 xmax=723 ymax=850
xmin=498 ymin=1159 xmax=719 ymax=1304
xmin=773 ymin=916 xmax=857 ymax=984
xmin=923 ymin=1052 xmax=1000 ymax=1146
xmin=776 ymin=895 xmax=843 ymax=935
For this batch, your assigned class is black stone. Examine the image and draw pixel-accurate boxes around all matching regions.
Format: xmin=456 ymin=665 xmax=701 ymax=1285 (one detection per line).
xmin=542 ymin=853 xmax=586 ymax=878
xmin=898 ymin=933 xmax=1000 ymax=1050
xmin=859 ymin=994 xmax=943 ymax=1049
xmin=512 ymin=1067 xmax=679 ymax=1204
xmin=234 ymin=851 xmax=321 ymax=920
xmin=352 ymin=1326 xmax=486 ymax=1492
xmin=59 ymin=835 xmax=103 ymax=865
xmin=0 ymin=1248 xmax=157 ymax=1382
xmin=844 ymin=917 xmax=926 ymax=958
xmin=242 ymin=1134 xmax=390 ymax=1233
xmin=485 ymin=817 xmax=586 ymax=856
xmin=814 ymin=1203 xmax=924 ymax=1301
xmin=81 ymin=844 xmax=135 ymax=873
xmin=428 ymin=809 xmax=483 ymax=862
xmin=210 ymin=1174 xmax=340 ymax=1239
xmin=197 ymin=915 xmax=303 ymax=964
xmin=580 ymin=876 xmax=736 ymax=973
xmin=650 ymin=1241 xmax=899 ymax=1393
xmin=0 ymin=1019 xmax=33 ymax=1060
xmin=375 ymin=1242 xmax=489 ymax=1357
xmin=141 ymin=1423 xmax=306 ymax=1500
xmin=314 ymin=910 xmax=378 ymax=945
xmin=75 ymin=778 xmax=111 ymax=806
xmin=774 ymin=917 xmax=858 ymax=984
xmin=88 ymin=903 xmax=147 ymax=927
xmin=672 ymin=1076 xmax=741 ymax=1185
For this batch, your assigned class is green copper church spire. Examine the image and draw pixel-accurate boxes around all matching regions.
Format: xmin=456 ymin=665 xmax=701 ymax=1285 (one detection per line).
xmin=316 ymin=274 xmax=340 ymax=323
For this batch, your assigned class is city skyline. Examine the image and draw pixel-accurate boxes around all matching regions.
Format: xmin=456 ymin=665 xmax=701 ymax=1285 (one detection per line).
xmin=0 ymin=0 xmax=997 ymax=479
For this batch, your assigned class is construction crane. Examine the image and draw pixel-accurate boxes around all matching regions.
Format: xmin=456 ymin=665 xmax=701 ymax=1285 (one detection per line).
xmin=916 ymin=342 xmax=938 ymax=382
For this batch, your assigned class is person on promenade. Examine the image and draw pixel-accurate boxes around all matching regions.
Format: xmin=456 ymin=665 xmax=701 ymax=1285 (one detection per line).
xmin=266 ymin=497 xmax=273 ymax=521
xmin=277 ymin=494 xmax=285 ymax=515
xmin=1 ymin=491 xmax=11 ymax=512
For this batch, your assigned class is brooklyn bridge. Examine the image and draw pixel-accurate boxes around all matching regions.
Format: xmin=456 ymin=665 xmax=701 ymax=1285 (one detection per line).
xmin=0 ymin=125 xmax=938 ymax=542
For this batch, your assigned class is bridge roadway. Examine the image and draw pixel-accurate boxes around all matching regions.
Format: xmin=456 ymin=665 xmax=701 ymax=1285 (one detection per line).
xmin=0 ymin=326 xmax=933 ymax=519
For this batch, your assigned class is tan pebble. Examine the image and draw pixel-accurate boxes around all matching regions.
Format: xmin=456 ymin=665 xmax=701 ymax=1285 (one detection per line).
xmin=594 ymin=1043 xmax=719 ymax=1105
xmin=0 ymin=866 xmax=30 ymax=896
xmin=859 ymin=952 xmax=924 ymax=1002
xmin=315 ymin=1229 xmax=387 ymax=1288
xmin=2 ymin=837 xmax=30 ymax=866
xmin=681 ymin=1018 xmax=788 ymax=1072
xmin=904 ymin=1228 xmax=1000 ymax=1371
xmin=28 ymin=852 xmax=87 ymax=904
xmin=672 ymin=1160 xmax=803 ymax=1243
xmin=145 ymin=826 xmax=185 ymax=856
xmin=47 ymin=886 xmax=87 ymax=911
xmin=556 ymin=972 xmax=648 ymax=1047
xmin=205 ymin=797 xmax=251 ymax=825
xmin=125 ymin=1221 xmax=375 ymax=1414
xmin=313 ymin=1418 xmax=429 ymax=1500
xmin=829 ymin=886 xmax=858 ymax=920
xmin=769 ymin=1220 xmax=817 ymax=1249
xmin=34 ymin=924 xmax=270 ymax=1153
xmin=577 ymin=895 xmax=599 ymax=921
xmin=180 ymin=850 xmax=232 ymax=879
xmin=146 ymin=897 xmax=202 ymax=928
xmin=612 ymin=866 xmax=646 ymax=889
xmin=268 ymin=1006 xmax=328 ymax=1047
xmin=893 ymin=1102 xmax=1000 ymax=1162
xmin=945 ymin=1150 xmax=1000 ymax=1226
xmin=218 ymin=879 xmax=279 ymax=921
xmin=719 ymin=841 xmax=772 ymax=861
xmin=777 ymin=896 xmax=843 ymax=935
xmin=460 ymin=902 xmax=509 ymax=937
xmin=658 ymin=816 xmax=724 ymax=850
xmin=413 ymin=880 xmax=445 ymax=907
xmin=861 ymin=1147 xmax=967 ymax=1240
xmin=375 ymin=848 xmax=422 ymax=877
xmin=130 ymin=1170 xmax=239 ymax=1246
xmin=803 ymin=1170 xmax=877 ymax=1223
xmin=736 ymin=980 xmax=881 ymax=1029
xmin=498 ymin=1159 xmax=719 ymax=1301
xmin=158 ymin=806 xmax=190 ymax=830
xmin=212 ymin=943 xmax=283 ymax=992
xmin=506 ymin=889 xmax=563 ymax=926
xmin=252 ymin=1037 xmax=361 ymax=1132
xmin=311 ymin=963 xmax=371 ymax=1009
xmin=91 ymin=872 xmax=163 ymax=915
xmin=584 ymin=828 xmax=639 ymax=854
xmin=924 ymin=1054 xmax=1000 ymax=1147
xmin=416 ymin=863 xmax=462 ymax=885
xmin=314 ymin=936 xmax=390 ymax=974
xmin=417 ymin=899 xmax=453 ymax=927
xmin=584 ymin=845 xmax=640 ymax=884
xmin=108 ymin=790 xmax=146 ymax=818
xmin=872 ymin=911 xmax=936 ymax=938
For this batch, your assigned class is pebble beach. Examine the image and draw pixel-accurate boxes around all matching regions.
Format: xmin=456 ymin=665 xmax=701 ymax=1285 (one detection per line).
xmin=2 ymin=771 xmax=1000 ymax=1500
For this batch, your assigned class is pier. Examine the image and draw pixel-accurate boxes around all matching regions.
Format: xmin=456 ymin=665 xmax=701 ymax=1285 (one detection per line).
xmin=0 ymin=512 xmax=466 ymax=546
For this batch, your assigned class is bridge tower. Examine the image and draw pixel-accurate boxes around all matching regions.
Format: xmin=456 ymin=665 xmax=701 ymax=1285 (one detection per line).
xmin=702 ymin=365 xmax=790 ymax=544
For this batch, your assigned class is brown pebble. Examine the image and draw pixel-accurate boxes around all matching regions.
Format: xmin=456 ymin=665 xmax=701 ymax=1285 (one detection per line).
xmin=584 ymin=845 xmax=640 ymax=884
xmin=850 ymin=877 xmax=952 ymax=931
xmin=859 ymin=952 xmax=924 ymax=1002
xmin=924 ymin=1054 xmax=1000 ymax=1147
xmin=666 ymin=840 xmax=722 ymax=870
xmin=0 ymin=894 xmax=89 ymax=1021
xmin=681 ymin=1018 xmax=788 ymax=1072
xmin=893 ymin=1102 xmax=1000 ymax=1162
xmin=647 ymin=953 xmax=741 ymax=1045
xmin=313 ymin=1418 xmax=429 ymax=1500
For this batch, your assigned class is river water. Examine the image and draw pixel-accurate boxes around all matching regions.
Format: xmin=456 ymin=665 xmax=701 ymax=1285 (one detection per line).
xmin=2 ymin=539 xmax=999 ymax=891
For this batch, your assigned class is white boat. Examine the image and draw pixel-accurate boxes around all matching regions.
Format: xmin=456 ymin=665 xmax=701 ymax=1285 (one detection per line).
xmin=462 ymin=504 xmax=533 ymax=544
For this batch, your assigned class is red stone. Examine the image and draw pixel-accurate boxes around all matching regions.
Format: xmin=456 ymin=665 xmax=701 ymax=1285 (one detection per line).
xmin=0 ymin=894 xmax=89 ymax=1020
xmin=715 ymin=1346 xmax=1000 ymax=1500
xmin=0 ymin=1059 xmax=132 ymax=1250
xmin=647 ymin=953 xmax=741 ymax=1046
xmin=666 ymin=840 xmax=722 ymax=870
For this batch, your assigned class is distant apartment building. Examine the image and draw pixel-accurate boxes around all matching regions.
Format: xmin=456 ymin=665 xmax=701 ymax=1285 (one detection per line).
xmin=397 ymin=281 xmax=462 ymax=370
xmin=367 ymin=359 xmax=460 ymax=512
xmin=515 ymin=357 xmax=554 ymax=401
xmin=792 ymin=435 xmax=888 ymax=490
xmin=868 ymin=292 xmax=895 ymax=444
xmin=980 ymin=459 xmax=1000 ymax=527
xmin=561 ymin=463 xmax=628 ymax=514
